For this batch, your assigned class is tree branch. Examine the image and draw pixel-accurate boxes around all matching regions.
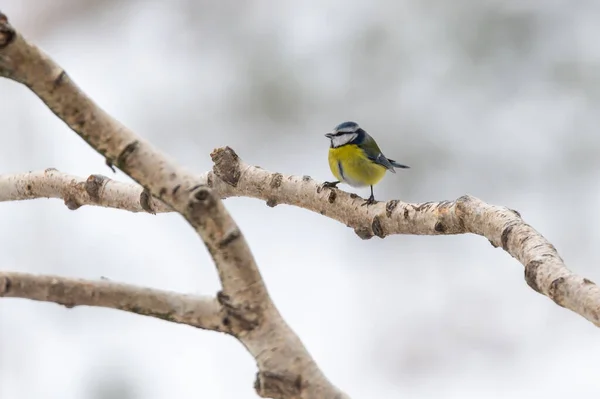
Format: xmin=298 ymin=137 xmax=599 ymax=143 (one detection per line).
xmin=0 ymin=12 xmax=348 ymax=399
xmin=0 ymin=169 xmax=170 ymax=213
xmin=2 ymin=151 xmax=600 ymax=332
xmin=0 ymin=272 xmax=226 ymax=331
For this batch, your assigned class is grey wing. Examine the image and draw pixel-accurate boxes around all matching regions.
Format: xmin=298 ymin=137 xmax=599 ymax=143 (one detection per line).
xmin=360 ymin=134 xmax=397 ymax=173
xmin=370 ymin=153 xmax=397 ymax=173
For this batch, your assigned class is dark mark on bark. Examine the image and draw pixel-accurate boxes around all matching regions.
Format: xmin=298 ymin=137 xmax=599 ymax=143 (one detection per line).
xmin=140 ymin=188 xmax=155 ymax=214
xmin=524 ymin=260 xmax=543 ymax=293
xmin=403 ymin=207 xmax=409 ymax=219
xmin=194 ymin=187 xmax=210 ymax=201
xmin=1 ymin=276 xmax=11 ymax=294
xmin=64 ymin=198 xmax=81 ymax=210
xmin=172 ymin=184 xmax=181 ymax=195
xmin=434 ymin=222 xmax=446 ymax=233
xmin=328 ymin=190 xmax=337 ymax=203
xmin=488 ymin=239 xmax=498 ymax=248
xmin=206 ymin=173 xmax=213 ymax=187
xmin=372 ymin=216 xmax=385 ymax=238
xmin=414 ymin=202 xmax=435 ymax=212
xmin=530 ymin=243 xmax=546 ymax=252
xmin=159 ymin=187 xmax=167 ymax=198
xmin=116 ymin=141 xmax=140 ymax=170
xmin=501 ymin=224 xmax=514 ymax=251
xmin=350 ymin=193 xmax=358 ymax=199
xmin=211 ymin=146 xmax=241 ymax=187
xmin=519 ymin=235 xmax=533 ymax=247
xmin=255 ymin=371 xmax=303 ymax=398
xmin=52 ymin=70 xmax=67 ymax=91
xmin=549 ymin=277 xmax=566 ymax=307
xmin=218 ymin=229 xmax=241 ymax=248
xmin=385 ymin=200 xmax=399 ymax=218
xmin=266 ymin=198 xmax=277 ymax=207
xmin=0 ymin=13 xmax=15 ymax=49
xmin=583 ymin=278 xmax=595 ymax=285
xmin=296 ymin=375 xmax=304 ymax=391
xmin=510 ymin=208 xmax=521 ymax=218
xmin=302 ymin=175 xmax=311 ymax=182
xmin=217 ymin=290 xmax=260 ymax=332
xmin=217 ymin=291 xmax=231 ymax=306
xmin=270 ymin=173 xmax=283 ymax=189
xmin=354 ymin=226 xmax=373 ymax=240
xmin=85 ymin=174 xmax=106 ymax=202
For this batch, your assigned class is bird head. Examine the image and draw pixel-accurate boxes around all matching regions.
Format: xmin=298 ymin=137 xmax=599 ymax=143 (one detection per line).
xmin=325 ymin=121 xmax=362 ymax=148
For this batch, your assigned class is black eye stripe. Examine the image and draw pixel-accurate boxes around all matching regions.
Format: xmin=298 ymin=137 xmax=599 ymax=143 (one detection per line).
xmin=333 ymin=130 xmax=355 ymax=136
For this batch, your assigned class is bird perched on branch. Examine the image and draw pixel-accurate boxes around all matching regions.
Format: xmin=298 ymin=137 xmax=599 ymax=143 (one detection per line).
xmin=323 ymin=121 xmax=409 ymax=206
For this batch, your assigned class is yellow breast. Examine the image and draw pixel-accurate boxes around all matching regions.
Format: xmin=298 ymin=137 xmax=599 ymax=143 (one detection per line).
xmin=328 ymin=145 xmax=387 ymax=187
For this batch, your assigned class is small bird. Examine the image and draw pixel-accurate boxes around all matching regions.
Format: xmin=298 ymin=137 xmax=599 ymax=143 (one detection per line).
xmin=323 ymin=121 xmax=409 ymax=205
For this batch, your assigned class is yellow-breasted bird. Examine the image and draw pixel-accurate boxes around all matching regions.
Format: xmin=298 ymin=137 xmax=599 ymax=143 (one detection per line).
xmin=323 ymin=121 xmax=409 ymax=206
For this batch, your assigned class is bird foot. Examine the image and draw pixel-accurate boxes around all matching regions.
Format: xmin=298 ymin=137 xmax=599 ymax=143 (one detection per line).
xmin=361 ymin=195 xmax=377 ymax=206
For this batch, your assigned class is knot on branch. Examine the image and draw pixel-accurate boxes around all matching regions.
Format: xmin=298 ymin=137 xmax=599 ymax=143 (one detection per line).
xmin=0 ymin=13 xmax=15 ymax=49
xmin=254 ymin=371 xmax=303 ymax=398
xmin=0 ymin=275 xmax=11 ymax=295
xmin=85 ymin=174 xmax=108 ymax=202
xmin=114 ymin=140 xmax=140 ymax=172
xmin=217 ymin=291 xmax=261 ymax=334
xmin=139 ymin=188 xmax=156 ymax=214
xmin=211 ymin=146 xmax=241 ymax=187
xmin=186 ymin=185 xmax=217 ymax=224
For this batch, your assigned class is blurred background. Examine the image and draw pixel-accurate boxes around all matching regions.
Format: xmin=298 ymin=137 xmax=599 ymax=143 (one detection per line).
xmin=1 ymin=0 xmax=600 ymax=398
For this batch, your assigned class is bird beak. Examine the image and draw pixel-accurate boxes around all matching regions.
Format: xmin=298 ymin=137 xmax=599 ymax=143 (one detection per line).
xmin=324 ymin=133 xmax=334 ymax=139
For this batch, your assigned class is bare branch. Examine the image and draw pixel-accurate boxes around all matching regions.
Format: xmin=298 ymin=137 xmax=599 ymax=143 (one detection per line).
xmin=0 ymin=169 xmax=170 ymax=213
xmin=0 ymin=13 xmax=348 ymax=399
xmin=209 ymin=147 xmax=600 ymax=328
xmin=0 ymin=272 xmax=226 ymax=331
xmin=3 ymin=149 xmax=600 ymax=331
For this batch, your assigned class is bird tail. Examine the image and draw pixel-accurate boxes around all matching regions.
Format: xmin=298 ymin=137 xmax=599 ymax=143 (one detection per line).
xmin=388 ymin=159 xmax=410 ymax=169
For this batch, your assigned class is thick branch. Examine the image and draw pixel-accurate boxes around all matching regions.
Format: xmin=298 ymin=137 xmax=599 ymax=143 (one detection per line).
xmin=0 ymin=272 xmax=226 ymax=331
xmin=0 ymin=13 xmax=347 ymax=399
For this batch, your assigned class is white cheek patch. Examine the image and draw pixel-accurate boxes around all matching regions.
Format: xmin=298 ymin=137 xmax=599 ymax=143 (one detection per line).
xmin=332 ymin=133 xmax=358 ymax=147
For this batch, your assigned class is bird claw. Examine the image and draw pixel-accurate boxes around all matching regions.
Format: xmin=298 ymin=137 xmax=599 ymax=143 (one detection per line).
xmin=361 ymin=196 xmax=377 ymax=206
